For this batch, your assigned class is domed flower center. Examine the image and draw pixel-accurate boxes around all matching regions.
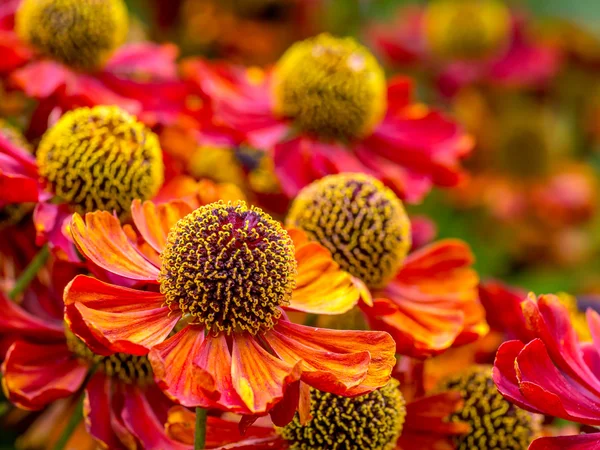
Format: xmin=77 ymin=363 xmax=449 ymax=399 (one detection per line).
xmin=425 ymin=0 xmax=510 ymax=60
xmin=438 ymin=366 xmax=538 ymax=450
xmin=36 ymin=106 xmax=164 ymax=219
xmin=279 ymin=380 xmax=406 ymax=450
xmin=16 ymin=0 xmax=128 ymax=70
xmin=65 ymin=329 xmax=153 ymax=385
xmin=272 ymin=33 xmax=387 ymax=141
xmin=286 ymin=174 xmax=411 ymax=288
xmin=159 ymin=201 xmax=297 ymax=335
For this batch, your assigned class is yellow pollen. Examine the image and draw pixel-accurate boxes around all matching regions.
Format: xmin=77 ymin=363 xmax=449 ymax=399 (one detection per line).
xmin=158 ymin=201 xmax=297 ymax=335
xmin=279 ymin=380 xmax=406 ymax=450
xmin=286 ymin=174 xmax=411 ymax=288
xmin=16 ymin=0 xmax=128 ymax=70
xmin=36 ymin=106 xmax=164 ymax=219
xmin=438 ymin=365 xmax=538 ymax=450
xmin=424 ymin=0 xmax=510 ymax=60
xmin=65 ymin=329 xmax=153 ymax=385
xmin=272 ymin=33 xmax=387 ymax=140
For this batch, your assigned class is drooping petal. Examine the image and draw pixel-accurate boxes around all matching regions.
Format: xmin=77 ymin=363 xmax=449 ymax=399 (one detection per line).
xmin=64 ymin=275 xmax=177 ymax=356
xmin=148 ymin=325 xmax=217 ymax=408
xmin=268 ymin=320 xmax=395 ymax=397
xmin=287 ymin=228 xmax=364 ymax=314
xmin=104 ymin=43 xmax=179 ymax=79
xmin=231 ymin=333 xmax=302 ymax=414
xmin=131 ymin=199 xmax=192 ymax=253
xmin=70 ymin=211 xmax=160 ymax=281
xmin=2 ymin=341 xmax=88 ymax=410
xmin=492 ymin=340 xmax=532 ymax=410
xmin=528 ymin=433 xmax=600 ymax=450
xmin=10 ymin=61 xmax=70 ymax=99
xmin=0 ymin=293 xmax=64 ymax=344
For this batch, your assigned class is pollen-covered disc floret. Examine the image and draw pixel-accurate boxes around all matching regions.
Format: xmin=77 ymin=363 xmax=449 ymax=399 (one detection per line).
xmin=272 ymin=33 xmax=387 ymax=140
xmin=16 ymin=0 xmax=128 ymax=70
xmin=279 ymin=380 xmax=406 ymax=450
xmin=287 ymin=174 xmax=411 ymax=288
xmin=159 ymin=201 xmax=297 ymax=335
xmin=438 ymin=365 xmax=538 ymax=450
xmin=65 ymin=329 xmax=153 ymax=385
xmin=36 ymin=106 xmax=164 ymax=219
xmin=424 ymin=0 xmax=510 ymax=60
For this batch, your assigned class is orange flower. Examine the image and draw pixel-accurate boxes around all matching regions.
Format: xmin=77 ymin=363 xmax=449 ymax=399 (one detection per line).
xmin=64 ymin=199 xmax=395 ymax=424
xmin=286 ymin=173 xmax=488 ymax=359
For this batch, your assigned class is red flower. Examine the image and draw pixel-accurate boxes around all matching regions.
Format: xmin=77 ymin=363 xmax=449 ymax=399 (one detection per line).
xmin=64 ymin=198 xmax=395 ymax=424
xmin=183 ymin=34 xmax=472 ymax=203
xmin=493 ymin=294 xmax=600 ymax=449
xmin=0 ymin=289 xmax=187 ymax=449
xmin=370 ymin=5 xmax=561 ymax=97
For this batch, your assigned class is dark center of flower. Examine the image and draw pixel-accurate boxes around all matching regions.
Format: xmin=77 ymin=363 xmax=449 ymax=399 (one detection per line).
xmin=424 ymin=0 xmax=510 ymax=60
xmin=279 ymin=380 xmax=406 ymax=450
xmin=272 ymin=33 xmax=387 ymax=141
xmin=65 ymin=329 xmax=153 ymax=385
xmin=159 ymin=201 xmax=297 ymax=335
xmin=16 ymin=0 xmax=128 ymax=70
xmin=438 ymin=365 xmax=538 ymax=450
xmin=286 ymin=174 xmax=411 ymax=288
xmin=36 ymin=106 xmax=164 ymax=219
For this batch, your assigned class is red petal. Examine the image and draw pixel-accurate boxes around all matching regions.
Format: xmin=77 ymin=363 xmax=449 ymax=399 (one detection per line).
xmin=231 ymin=333 xmax=302 ymax=413
xmin=148 ymin=325 xmax=217 ymax=408
xmin=105 ymin=43 xmax=179 ymax=79
xmin=2 ymin=341 xmax=87 ymax=410
xmin=11 ymin=61 xmax=70 ymax=98
xmin=492 ymin=340 xmax=531 ymax=410
xmin=528 ymin=433 xmax=600 ymax=450
xmin=70 ymin=211 xmax=160 ymax=281
xmin=0 ymin=293 xmax=64 ymax=343
xmin=131 ymin=199 xmax=192 ymax=253
xmin=64 ymin=275 xmax=176 ymax=356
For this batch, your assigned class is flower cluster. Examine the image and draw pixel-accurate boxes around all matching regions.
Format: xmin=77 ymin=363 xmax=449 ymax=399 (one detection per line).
xmin=0 ymin=1 xmax=598 ymax=449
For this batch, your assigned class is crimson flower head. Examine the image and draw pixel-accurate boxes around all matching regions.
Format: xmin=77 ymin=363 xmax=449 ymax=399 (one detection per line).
xmin=286 ymin=173 xmax=488 ymax=359
xmin=0 ymin=106 xmax=164 ymax=260
xmin=64 ymin=198 xmax=396 ymax=424
xmin=185 ymin=33 xmax=473 ymax=203
xmin=493 ymin=294 xmax=600 ymax=449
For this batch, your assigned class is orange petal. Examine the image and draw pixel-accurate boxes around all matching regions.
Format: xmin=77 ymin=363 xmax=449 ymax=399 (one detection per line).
xmin=71 ymin=212 xmax=160 ymax=281
xmin=231 ymin=333 xmax=302 ymax=414
xmin=288 ymin=227 xmax=362 ymax=315
xmin=131 ymin=199 xmax=192 ymax=253
xmin=148 ymin=325 xmax=217 ymax=408
xmin=64 ymin=275 xmax=177 ymax=356
xmin=2 ymin=341 xmax=88 ymax=410
xmin=269 ymin=320 xmax=395 ymax=397
xmin=266 ymin=325 xmax=370 ymax=395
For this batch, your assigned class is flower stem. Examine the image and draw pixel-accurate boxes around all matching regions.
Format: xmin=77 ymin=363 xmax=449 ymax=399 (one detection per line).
xmin=194 ymin=407 xmax=207 ymax=450
xmin=8 ymin=245 xmax=49 ymax=300
xmin=52 ymin=392 xmax=84 ymax=450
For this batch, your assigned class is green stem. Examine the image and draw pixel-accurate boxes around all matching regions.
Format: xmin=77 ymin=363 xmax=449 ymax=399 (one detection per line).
xmin=52 ymin=392 xmax=84 ymax=450
xmin=194 ymin=407 xmax=207 ymax=450
xmin=8 ymin=245 xmax=49 ymax=300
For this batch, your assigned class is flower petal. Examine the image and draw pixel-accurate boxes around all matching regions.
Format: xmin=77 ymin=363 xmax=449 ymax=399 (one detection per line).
xmin=2 ymin=341 xmax=87 ymax=410
xmin=148 ymin=325 xmax=217 ymax=408
xmin=0 ymin=293 xmax=64 ymax=344
xmin=269 ymin=320 xmax=395 ymax=397
xmin=131 ymin=199 xmax=192 ymax=253
xmin=287 ymin=228 xmax=362 ymax=315
xmin=528 ymin=433 xmax=600 ymax=450
xmin=64 ymin=275 xmax=176 ymax=356
xmin=231 ymin=333 xmax=302 ymax=414
xmin=71 ymin=211 xmax=160 ymax=281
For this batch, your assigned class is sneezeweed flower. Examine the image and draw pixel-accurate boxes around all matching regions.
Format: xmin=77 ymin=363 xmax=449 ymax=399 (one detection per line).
xmin=64 ymin=198 xmax=395 ymax=423
xmin=0 ymin=287 xmax=186 ymax=448
xmin=164 ymin=380 xmax=470 ymax=449
xmin=493 ymin=294 xmax=600 ymax=449
xmin=439 ymin=365 xmax=539 ymax=450
xmin=370 ymin=4 xmax=560 ymax=97
xmin=0 ymin=105 xmax=164 ymax=259
xmin=4 ymin=0 xmax=186 ymax=127
xmin=286 ymin=173 xmax=488 ymax=358
xmin=185 ymin=33 xmax=473 ymax=203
